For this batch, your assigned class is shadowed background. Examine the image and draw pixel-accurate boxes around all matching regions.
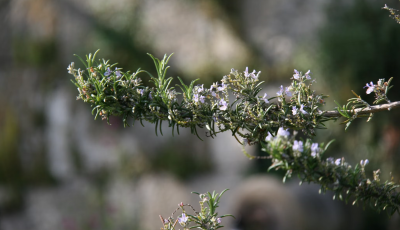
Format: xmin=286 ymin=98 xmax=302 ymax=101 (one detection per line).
xmin=1 ymin=0 xmax=400 ymax=229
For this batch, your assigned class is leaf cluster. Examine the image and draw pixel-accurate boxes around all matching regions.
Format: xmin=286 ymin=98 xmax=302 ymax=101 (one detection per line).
xmin=260 ymin=133 xmax=400 ymax=215
xmin=160 ymin=190 xmax=233 ymax=230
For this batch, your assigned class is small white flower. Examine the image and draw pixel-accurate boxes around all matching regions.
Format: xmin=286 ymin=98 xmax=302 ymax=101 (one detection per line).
xmin=115 ymin=67 xmax=122 ymax=77
xmin=244 ymin=67 xmax=250 ymax=78
xmin=219 ymin=99 xmax=228 ymax=110
xmin=360 ymin=159 xmax=369 ymax=167
xmin=277 ymin=127 xmax=290 ymax=137
xmin=104 ymin=67 xmax=112 ymax=76
xmin=197 ymin=84 xmax=204 ymax=93
xmin=249 ymin=69 xmax=261 ymax=80
xmin=277 ymin=85 xmax=292 ymax=97
xmin=277 ymin=85 xmax=284 ymax=96
xmin=217 ymin=83 xmax=227 ymax=92
xmin=292 ymin=106 xmax=298 ymax=115
xmin=327 ymin=157 xmax=334 ymax=164
xmin=293 ymin=140 xmax=304 ymax=152
xmin=363 ymin=81 xmax=375 ymax=94
xmin=178 ymin=213 xmax=188 ymax=225
xmin=262 ymin=93 xmax=269 ymax=103
xmin=285 ymin=87 xmax=292 ymax=97
xmin=300 ymin=104 xmax=308 ymax=114
xmin=67 ymin=62 xmax=75 ymax=74
xmin=265 ymin=133 xmax=273 ymax=141
xmin=311 ymin=143 xmax=319 ymax=158
xmin=293 ymin=69 xmax=300 ymax=79
xmin=305 ymin=70 xmax=311 ymax=80
xmin=199 ymin=95 xmax=205 ymax=103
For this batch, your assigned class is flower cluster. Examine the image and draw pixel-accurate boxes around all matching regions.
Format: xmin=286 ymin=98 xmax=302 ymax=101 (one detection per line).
xmin=261 ymin=127 xmax=399 ymax=215
xmin=334 ymin=77 xmax=394 ymax=130
xmin=159 ymin=190 xmax=232 ymax=230
xmin=363 ymin=78 xmax=393 ymax=104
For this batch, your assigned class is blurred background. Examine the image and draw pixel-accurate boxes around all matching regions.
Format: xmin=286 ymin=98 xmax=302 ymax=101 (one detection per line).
xmin=1 ymin=0 xmax=400 ymax=229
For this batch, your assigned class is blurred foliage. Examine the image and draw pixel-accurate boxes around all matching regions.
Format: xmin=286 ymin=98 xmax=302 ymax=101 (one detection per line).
xmin=12 ymin=38 xmax=57 ymax=67
xmin=0 ymin=103 xmax=56 ymax=214
xmin=0 ymin=108 xmax=25 ymax=213
xmin=319 ymin=0 xmax=400 ymax=96
xmin=316 ymin=0 xmax=400 ymax=173
xmin=150 ymin=137 xmax=214 ymax=180
xmin=119 ymin=136 xmax=214 ymax=181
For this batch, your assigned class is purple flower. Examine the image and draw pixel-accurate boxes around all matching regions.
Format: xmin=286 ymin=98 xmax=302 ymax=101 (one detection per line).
xmin=178 ymin=213 xmax=188 ymax=225
xmin=292 ymin=106 xmax=298 ymax=115
xmin=149 ymin=92 xmax=152 ymax=100
xmin=363 ymin=82 xmax=375 ymax=94
xmin=115 ymin=67 xmax=122 ymax=77
xmin=360 ymin=159 xmax=369 ymax=167
xmin=219 ymin=99 xmax=228 ymax=110
xmin=305 ymin=70 xmax=311 ymax=80
xmin=277 ymin=127 xmax=290 ymax=137
xmin=244 ymin=67 xmax=260 ymax=80
xmin=299 ymin=104 xmax=308 ymax=114
xmin=217 ymin=83 xmax=227 ymax=92
xmin=194 ymin=94 xmax=199 ymax=102
xmin=194 ymin=94 xmax=205 ymax=103
xmin=277 ymin=85 xmax=292 ymax=97
xmin=104 ymin=67 xmax=112 ymax=76
xmin=139 ymin=89 xmax=144 ymax=95
xmin=311 ymin=143 xmax=319 ymax=157
xmin=266 ymin=128 xmax=290 ymax=142
xmin=251 ymin=70 xmax=261 ymax=80
xmin=197 ymin=84 xmax=204 ymax=93
xmin=335 ymin=158 xmax=341 ymax=166
xmin=262 ymin=93 xmax=269 ymax=103
xmin=217 ymin=218 xmax=222 ymax=224
xmin=244 ymin=67 xmax=250 ymax=78
xmin=265 ymin=133 xmax=273 ymax=141
xmin=277 ymin=85 xmax=284 ymax=96
xmin=293 ymin=69 xmax=300 ymax=80
xmin=293 ymin=140 xmax=304 ymax=152
xmin=200 ymin=95 xmax=205 ymax=103
xmin=285 ymin=87 xmax=292 ymax=97
xmin=326 ymin=157 xmax=334 ymax=164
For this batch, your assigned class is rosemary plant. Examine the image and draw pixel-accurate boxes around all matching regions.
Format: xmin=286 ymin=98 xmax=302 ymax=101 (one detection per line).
xmin=66 ymin=4 xmax=400 ymax=216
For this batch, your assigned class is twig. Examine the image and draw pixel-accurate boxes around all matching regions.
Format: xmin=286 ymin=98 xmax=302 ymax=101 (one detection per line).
xmin=321 ymin=101 xmax=400 ymax=118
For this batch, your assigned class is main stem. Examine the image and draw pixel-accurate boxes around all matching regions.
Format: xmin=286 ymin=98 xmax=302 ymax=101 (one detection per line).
xmin=322 ymin=101 xmax=400 ymax=118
